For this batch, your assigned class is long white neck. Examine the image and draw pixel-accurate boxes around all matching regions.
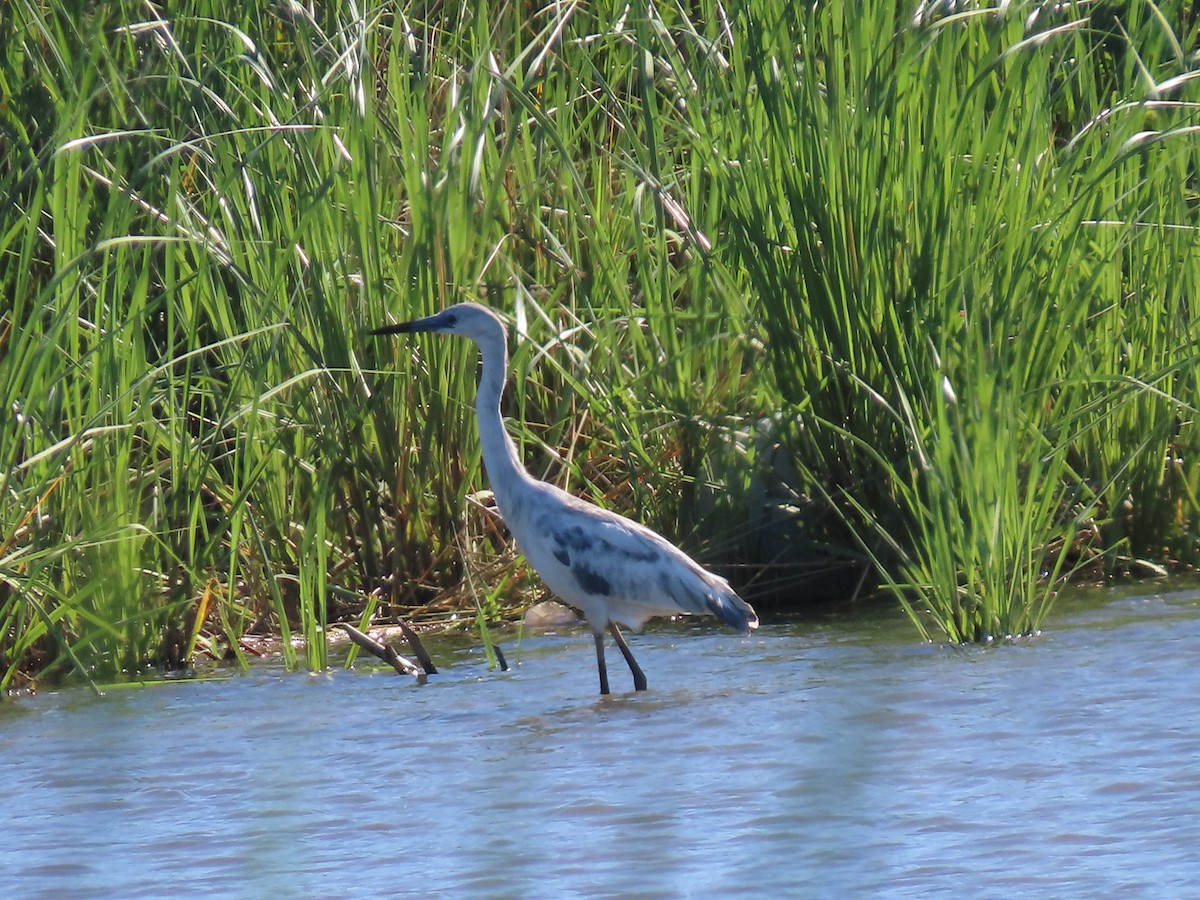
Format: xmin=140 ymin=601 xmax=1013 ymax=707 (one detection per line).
xmin=471 ymin=329 xmax=532 ymax=514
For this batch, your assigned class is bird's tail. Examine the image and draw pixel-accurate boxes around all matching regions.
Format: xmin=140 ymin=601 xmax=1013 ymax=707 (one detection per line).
xmin=705 ymin=585 xmax=759 ymax=636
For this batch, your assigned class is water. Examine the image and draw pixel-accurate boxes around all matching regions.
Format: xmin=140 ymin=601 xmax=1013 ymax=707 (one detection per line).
xmin=3 ymin=587 xmax=1200 ymax=898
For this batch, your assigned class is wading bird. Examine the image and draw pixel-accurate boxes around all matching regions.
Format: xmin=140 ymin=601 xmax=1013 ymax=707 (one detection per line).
xmin=372 ymin=303 xmax=758 ymax=694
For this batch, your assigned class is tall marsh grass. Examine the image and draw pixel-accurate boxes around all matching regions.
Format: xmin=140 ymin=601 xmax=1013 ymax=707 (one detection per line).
xmin=719 ymin=1 xmax=1200 ymax=638
xmin=2 ymin=0 xmax=1199 ymax=687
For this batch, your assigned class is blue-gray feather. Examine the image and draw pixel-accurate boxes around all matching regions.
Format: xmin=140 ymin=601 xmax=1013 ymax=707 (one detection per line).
xmin=522 ymin=490 xmax=758 ymax=635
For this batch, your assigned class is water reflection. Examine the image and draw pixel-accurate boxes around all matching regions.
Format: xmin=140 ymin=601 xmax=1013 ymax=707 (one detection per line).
xmin=2 ymin=589 xmax=1199 ymax=896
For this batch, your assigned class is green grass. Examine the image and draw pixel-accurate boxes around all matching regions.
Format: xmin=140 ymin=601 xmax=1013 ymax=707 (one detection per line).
xmin=2 ymin=0 xmax=1200 ymax=688
xmin=718 ymin=0 xmax=1200 ymax=638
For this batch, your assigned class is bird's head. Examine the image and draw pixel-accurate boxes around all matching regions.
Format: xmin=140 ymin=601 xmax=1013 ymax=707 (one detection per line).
xmin=370 ymin=302 xmax=506 ymax=344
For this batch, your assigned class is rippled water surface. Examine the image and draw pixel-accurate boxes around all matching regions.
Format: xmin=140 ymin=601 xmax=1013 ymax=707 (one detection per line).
xmin=4 ymin=587 xmax=1200 ymax=897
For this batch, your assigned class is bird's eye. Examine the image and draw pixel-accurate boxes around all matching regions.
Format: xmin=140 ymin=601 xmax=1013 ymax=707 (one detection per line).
xmin=444 ymin=314 xmax=457 ymax=326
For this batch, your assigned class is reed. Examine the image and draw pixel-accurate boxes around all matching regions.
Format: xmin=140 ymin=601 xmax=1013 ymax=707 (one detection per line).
xmin=2 ymin=0 xmax=1199 ymax=687
xmin=716 ymin=0 xmax=1200 ymax=638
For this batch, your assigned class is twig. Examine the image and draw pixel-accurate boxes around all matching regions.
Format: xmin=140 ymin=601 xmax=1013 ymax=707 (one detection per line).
xmin=338 ymin=623 xmax=428 ymax=683
xmin=394 ymin=618 xmax=438 ymax=675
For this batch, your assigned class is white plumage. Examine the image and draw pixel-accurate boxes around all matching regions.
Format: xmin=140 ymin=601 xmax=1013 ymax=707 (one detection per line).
xmin=372 ymin=302 xmax=758 ymax=694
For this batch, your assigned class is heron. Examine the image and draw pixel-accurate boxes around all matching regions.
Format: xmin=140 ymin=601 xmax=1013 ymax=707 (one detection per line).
xmin=371 ymin=303 xmax=758 ymax=694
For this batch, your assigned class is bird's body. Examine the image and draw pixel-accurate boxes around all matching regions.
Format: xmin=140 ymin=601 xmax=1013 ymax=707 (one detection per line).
xmin=509 ymin=482 xmax=755 ymax=635
xmin=372 ymin=302 xmax=758 ymax=694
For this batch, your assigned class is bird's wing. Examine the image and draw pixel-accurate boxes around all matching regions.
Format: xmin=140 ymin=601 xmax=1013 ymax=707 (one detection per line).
xmin=528 ymin=495 xmax=757 ymax=634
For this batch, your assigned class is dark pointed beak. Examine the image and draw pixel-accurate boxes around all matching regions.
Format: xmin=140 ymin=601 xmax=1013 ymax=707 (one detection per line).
xmin=369 ymin=321 xmax=419 ymax=336
xmin=370 ymin=309 xmax=450 ymax=336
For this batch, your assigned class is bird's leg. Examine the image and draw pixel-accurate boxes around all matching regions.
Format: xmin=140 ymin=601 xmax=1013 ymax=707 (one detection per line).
xmin=593 ymin=630 xmax=611 ymax=695
xmin=608 ymin=623 xmax=647 ymax=691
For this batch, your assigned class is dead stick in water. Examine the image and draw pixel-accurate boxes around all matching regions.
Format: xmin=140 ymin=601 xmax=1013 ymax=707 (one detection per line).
xmin=338 ymin=623 xmax=427 ymax=683
xmin=394 ymin=618 xmax=438 ymax=675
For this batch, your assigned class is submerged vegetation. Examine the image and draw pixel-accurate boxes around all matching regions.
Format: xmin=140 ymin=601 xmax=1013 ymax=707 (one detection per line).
xmin=2 ymin=0 xmax=1199 ymax=688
